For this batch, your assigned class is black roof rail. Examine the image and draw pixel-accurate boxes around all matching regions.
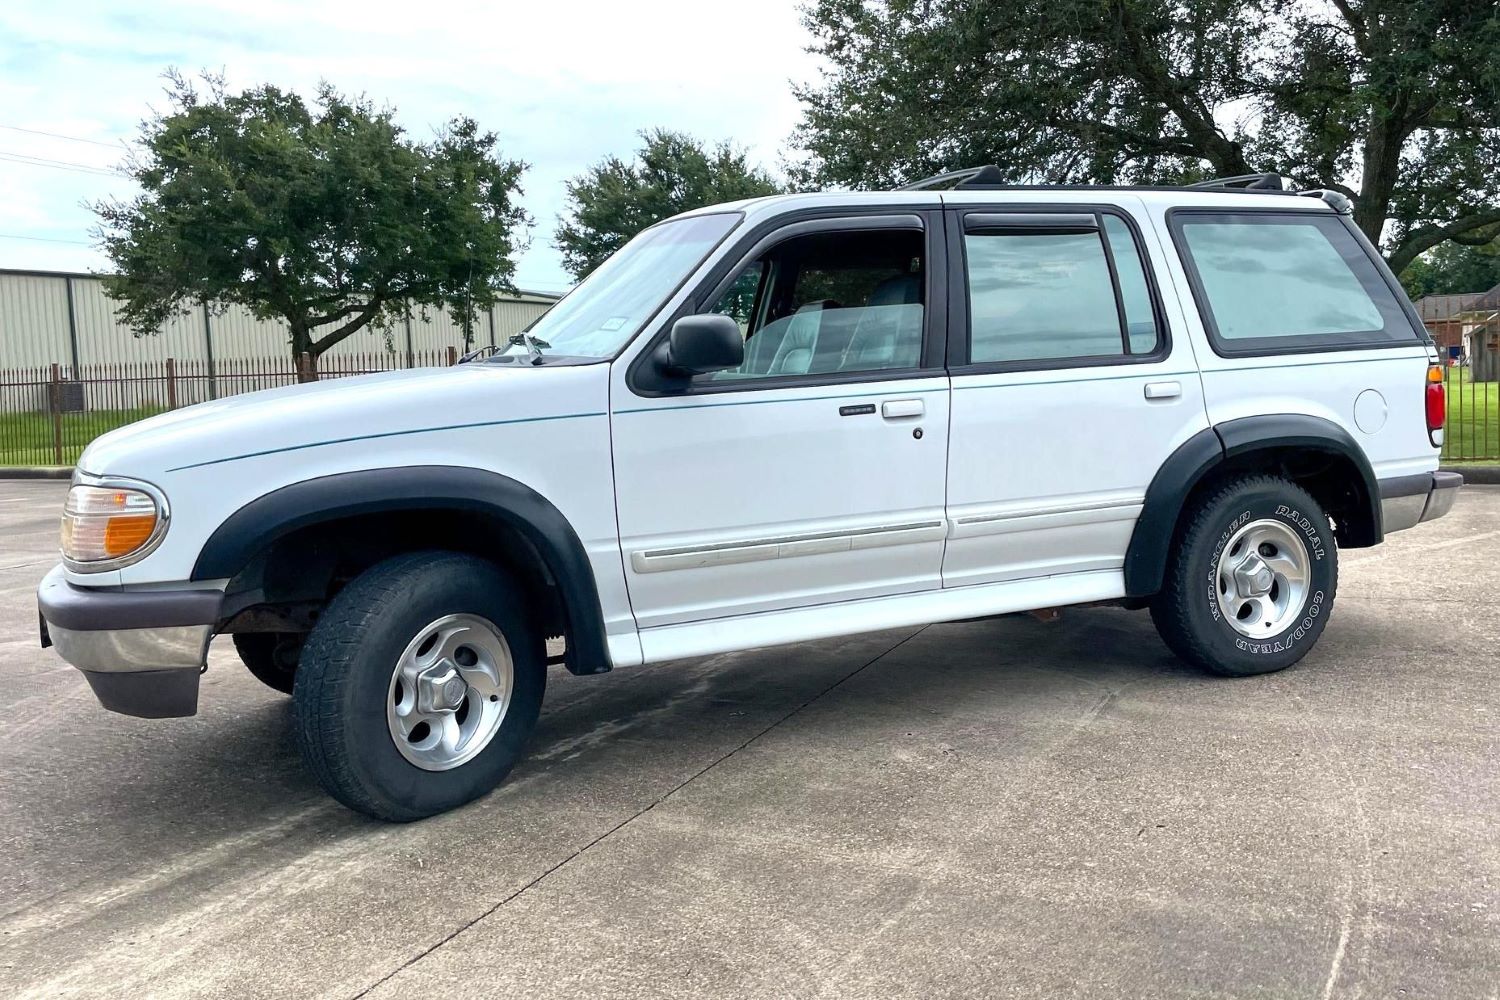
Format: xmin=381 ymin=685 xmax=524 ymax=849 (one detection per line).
xmin=890 ymin=166 xmax=1324 ymax=202
xmin=1301 ymin=189 xmax=1354 ymax=214
xmin=895 ymin=166 xmax=994 ymax=191
xmin=1186 ymin=173 xmax=1288 ymax=191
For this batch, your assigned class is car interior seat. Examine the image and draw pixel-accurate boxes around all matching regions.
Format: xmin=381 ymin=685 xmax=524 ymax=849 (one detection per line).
xmin=838 ymin=275 xmax=923 ymax=371
xmin=767 ymin=301 xmax=830 ymax=375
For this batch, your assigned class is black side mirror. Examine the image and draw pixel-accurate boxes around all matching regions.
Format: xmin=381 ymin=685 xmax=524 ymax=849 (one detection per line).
xmin=663 ymin=314 xmax=744 ymax=376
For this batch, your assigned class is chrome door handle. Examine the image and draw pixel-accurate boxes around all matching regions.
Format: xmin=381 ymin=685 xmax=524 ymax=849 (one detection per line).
xmin=881 ymin=399 xmax=924 ymax=419
xmin=1144 ymin=381 xmax=1181 ymax=400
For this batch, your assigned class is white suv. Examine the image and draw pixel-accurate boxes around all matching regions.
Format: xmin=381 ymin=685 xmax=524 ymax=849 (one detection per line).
xmin=39 ymin=170 xmax=1461 ymax=820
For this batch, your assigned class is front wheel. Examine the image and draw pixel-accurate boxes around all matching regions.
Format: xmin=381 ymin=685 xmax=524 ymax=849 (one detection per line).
xmin=293 ymin=551 xmax=546 ymax=821
xmin=1150 ymin=475 xmax=1338 ymax=676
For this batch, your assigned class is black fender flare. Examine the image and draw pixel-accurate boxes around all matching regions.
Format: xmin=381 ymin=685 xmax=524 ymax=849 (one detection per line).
xmin=1124 ymin=415 xmax=1380 ymax=598
xmin=192 ymin=466 xmax=611 ymax=674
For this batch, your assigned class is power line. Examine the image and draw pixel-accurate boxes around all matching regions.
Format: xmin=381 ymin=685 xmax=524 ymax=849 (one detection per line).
xmin=0 ymin=150 xmax=121 ymax=178
xmin=0 ymin=123 xmax=126 ymax=149
xmin=0 ymin=232 xmax=93 ymax=246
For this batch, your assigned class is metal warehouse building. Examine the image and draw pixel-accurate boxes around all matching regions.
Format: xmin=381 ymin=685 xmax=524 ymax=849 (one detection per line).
xmin=0 ymin=268 xmax=559 ymax=370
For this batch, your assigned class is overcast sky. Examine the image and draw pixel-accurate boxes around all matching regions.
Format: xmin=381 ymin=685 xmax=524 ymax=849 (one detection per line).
xmin=0 ymin=0 xmax=822 ymax=293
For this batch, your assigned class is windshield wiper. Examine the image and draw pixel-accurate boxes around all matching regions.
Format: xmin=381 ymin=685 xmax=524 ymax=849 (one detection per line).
xmin=506 ymin=332 xmax=551 ymax=365
xmin=457 ymin=344 xmax=499 ymax=364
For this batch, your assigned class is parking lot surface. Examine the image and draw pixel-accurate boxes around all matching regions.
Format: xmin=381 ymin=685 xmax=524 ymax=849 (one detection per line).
xmin=1 ymin=479 xmax=1496 ymax=999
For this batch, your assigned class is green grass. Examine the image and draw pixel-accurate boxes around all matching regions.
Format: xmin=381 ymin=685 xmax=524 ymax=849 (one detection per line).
xmin=0 ymin=407 xmax=163 ymax=467
xmin=1442 ymin=368 xmax=1500 ymax=462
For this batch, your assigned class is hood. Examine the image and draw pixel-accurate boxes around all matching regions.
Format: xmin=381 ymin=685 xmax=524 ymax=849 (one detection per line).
xmin=78 ymin=363 xmax=605 ymax=478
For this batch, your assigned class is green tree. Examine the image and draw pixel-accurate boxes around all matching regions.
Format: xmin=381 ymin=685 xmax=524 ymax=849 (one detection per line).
xmin=793 ymin=0 xmax=1500 ymax=272
xmin=95 ymin=71 xmax=529 ymax=380
xmin=556 ymin=129 xmax=781 ymax=279
xmin=1401 ymin=236 xmax=1500 ymax=299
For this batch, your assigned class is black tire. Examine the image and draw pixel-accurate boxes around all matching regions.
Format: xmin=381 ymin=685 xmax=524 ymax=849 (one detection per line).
xmin=232 ymin=632 xmax=301 ymax=695
xmin=1150 ymin=475 xmax=1338 ymax=677
xmin=293 ymin=551 xmax=546 ymax=822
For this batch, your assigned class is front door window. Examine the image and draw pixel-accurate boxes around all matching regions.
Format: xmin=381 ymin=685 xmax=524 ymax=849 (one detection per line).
xmin=704 ymin=228 xmax=926 ymax=380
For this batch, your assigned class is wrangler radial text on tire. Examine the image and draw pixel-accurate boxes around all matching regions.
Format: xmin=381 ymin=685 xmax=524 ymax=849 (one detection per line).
xmin=1151 ymin=475 xmax=1339 ymax=677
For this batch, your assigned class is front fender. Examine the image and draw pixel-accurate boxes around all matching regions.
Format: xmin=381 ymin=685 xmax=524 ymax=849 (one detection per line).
xmin=191 ymin=466 xmax=611 ymax=675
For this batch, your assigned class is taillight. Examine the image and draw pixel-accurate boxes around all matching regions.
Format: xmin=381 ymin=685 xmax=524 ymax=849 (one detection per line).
xmin=1426 ymin=364 xmax=1445 ymax=445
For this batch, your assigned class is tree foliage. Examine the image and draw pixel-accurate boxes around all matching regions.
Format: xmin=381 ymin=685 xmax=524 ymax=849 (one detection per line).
xmin=1401 ymin=237 xmax=1500 ymax=299
xmin=96 ymin=71 xmax=529 ymax=377
xmin=793 ymin=0 xmax=1500 ymax=271
xmin=556 ymin=129 xmax=781 ymax=279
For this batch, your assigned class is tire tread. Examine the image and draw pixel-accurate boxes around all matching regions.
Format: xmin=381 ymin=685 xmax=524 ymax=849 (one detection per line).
xmin=1150 ymin=474 xmax=1334 ymax=675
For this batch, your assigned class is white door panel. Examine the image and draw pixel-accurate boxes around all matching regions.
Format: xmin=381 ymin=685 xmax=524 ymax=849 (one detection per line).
xmin=944 ymin=371 xmax=1206 ymax=586
xmin=612 ymin=378 xmax=950 ymax=627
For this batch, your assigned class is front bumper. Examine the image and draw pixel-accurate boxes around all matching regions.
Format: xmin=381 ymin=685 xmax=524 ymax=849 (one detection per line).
xmin=38 ymin=565 xmax=221 ymax=718
xmin=1379 ymin=471 xmax=1463 ymax=534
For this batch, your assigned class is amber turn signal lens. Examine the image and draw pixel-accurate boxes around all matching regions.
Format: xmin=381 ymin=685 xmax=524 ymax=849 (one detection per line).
xmin=1427 ymin=364 xmax=1443 ymax=384
xmin=60 ymin=484 xmax=162 ymax=565
xmin=103 ymin=514 xmax=158 ymax=556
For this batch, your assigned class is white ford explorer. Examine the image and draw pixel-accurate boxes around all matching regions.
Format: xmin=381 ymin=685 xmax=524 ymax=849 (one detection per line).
xmin=39 ymin=170 xmax=1462 ymax=820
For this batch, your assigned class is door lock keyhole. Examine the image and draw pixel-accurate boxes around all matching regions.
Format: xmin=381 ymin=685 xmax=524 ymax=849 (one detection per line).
xmin=913 ymin=427 xmax=924 ymax=440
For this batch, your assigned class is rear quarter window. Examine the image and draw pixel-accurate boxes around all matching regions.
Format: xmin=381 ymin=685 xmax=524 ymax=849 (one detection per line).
xmin=1170 ymin=210 xmax=1418 ymax=356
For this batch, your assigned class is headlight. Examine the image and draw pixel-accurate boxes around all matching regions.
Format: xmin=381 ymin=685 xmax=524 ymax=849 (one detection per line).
xmin=60 ymin=482 xmax=168 ymax=569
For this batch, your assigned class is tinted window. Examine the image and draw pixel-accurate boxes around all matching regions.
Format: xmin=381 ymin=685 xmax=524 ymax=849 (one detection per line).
xmin=1174 ymin=212 xmax=1415 ymax=352
xmin=965 ymin=228 xmax=1131 ymax=365
xmin=704 ymin=228 xmax=926 ymax=380
xmin=1103 ymin=215 xmax=1158 ymax=354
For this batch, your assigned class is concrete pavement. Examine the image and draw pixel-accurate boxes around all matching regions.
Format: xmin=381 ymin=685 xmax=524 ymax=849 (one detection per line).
xmin=1 ymin=480 xmax=1496 ymax=998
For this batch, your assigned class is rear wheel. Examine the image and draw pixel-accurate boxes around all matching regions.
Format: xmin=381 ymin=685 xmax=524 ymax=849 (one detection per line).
xmin=232 ymin=632 xmax=301 ymax=695
xmin=1151 ymin=475 xmax=1338 ymax=676
xmin=293 ymin=551 xmax=546 ymax=821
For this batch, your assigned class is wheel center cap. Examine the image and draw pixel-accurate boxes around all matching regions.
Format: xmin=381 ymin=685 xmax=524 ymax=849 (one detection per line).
xmin=416 ymin=665 xmax=467 ymax=714
xmin=1233 ymin=555 xmax=1274 ymax=598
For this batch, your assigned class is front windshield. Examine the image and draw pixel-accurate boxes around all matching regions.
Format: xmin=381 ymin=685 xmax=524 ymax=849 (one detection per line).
xmin=502 ymin=212 xmax=740 ymax=360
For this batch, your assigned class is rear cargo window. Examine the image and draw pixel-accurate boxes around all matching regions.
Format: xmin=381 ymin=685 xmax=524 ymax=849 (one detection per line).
xmin=1171 ymin=211 xmax=1416 ymax=355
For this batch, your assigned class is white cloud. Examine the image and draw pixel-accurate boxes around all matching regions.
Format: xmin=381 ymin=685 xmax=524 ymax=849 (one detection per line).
xmin=0 ymin=0 xmax=822 ymax=291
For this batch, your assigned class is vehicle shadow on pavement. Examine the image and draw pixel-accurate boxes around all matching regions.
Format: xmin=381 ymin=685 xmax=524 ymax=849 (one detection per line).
xmin=4 ymin=609 xmax=1192 ymax=924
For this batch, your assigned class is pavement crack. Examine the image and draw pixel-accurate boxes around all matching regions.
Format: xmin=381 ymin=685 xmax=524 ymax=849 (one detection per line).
xmin=346 ymin=626 xmax=929 ymax=1000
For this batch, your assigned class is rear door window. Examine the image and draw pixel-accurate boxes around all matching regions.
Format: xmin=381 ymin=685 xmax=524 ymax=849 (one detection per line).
xmin=960 ymin=211 xmax=1163 ymax=367
xmin=1170 ymin=211 xmax=1417 ymax=355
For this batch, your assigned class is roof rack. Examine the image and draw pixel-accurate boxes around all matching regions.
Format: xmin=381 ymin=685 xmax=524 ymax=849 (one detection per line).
xmin=895 ymin=166 xmax=998 ymax=191
xmin=890 ymin=166 xmax=1351 ymax=212
xmin=1186 ymin=172 xmax=1288 ymax=191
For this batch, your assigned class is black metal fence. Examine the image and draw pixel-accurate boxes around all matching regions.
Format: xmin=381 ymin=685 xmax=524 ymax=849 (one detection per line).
xmin=2 ymin=345 xmax=1496 ymax=467
xmin=1441 ymin=364 xmax=1499 ymax=462
xmin=0 ymin=349 xmax=458 ymax=467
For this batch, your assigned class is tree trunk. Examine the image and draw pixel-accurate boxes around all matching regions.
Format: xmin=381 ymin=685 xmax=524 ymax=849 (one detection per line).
xmin=289 ymin=321 xmax=318 ymax=383
xmin=1353 ymin=113 xmax=1410 ymax=251
xmin=296 ymin=352 xmax=318 ymax=383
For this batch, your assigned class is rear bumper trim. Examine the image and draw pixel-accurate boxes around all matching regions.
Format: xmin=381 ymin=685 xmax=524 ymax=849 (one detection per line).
xmin=1379 ymin=471 xmax=1462 ymax=534
xmin=1422 ymin=471 xmax=1463 ymax=523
